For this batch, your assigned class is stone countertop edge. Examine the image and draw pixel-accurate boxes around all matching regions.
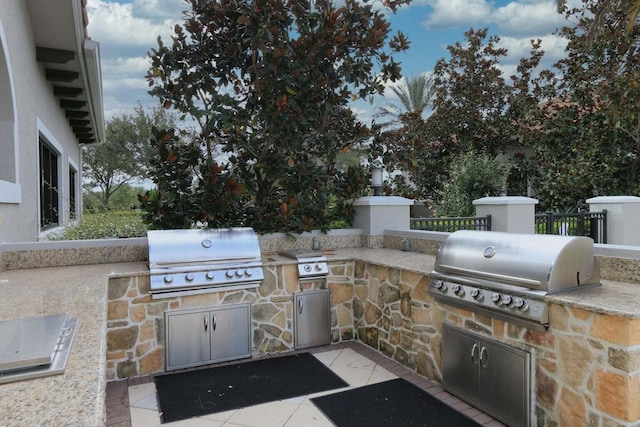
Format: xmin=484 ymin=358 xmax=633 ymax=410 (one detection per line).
xmin=0 ymin=262 xmax=148 ymax=427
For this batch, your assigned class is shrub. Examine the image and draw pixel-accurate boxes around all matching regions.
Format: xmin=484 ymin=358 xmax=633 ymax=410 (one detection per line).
xmin=45 ymin=211 xmax=148 ymax=240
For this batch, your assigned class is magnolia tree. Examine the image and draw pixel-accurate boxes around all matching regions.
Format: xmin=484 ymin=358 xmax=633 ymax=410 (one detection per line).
xmin=140 ymin=0 xmax=410 ymax=232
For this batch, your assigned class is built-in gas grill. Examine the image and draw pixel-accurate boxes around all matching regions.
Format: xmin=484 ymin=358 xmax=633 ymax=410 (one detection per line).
xmin=278 ymin=249 xmax=329 ymax=281
xmin=430 ymin=230 xmax=601 ymax=329
xmin=147 ymin=228 xmax=264 ymax=299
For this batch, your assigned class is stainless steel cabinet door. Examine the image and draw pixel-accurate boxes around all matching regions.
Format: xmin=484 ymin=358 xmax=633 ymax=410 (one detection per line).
xmin=478 ymin=339 xmax=530 ymax=427
xmin=210 ymin=304 xmax=251 ymax=363
xmin=442 ymin=324 xmax=530 ymax=427
xmin=442 ymin=324 xmax=481 ymax=403
xmin=165 ymin=310 xmax=210 ymax=370
xmin=294 ymin=289 xmax=331 ymax=349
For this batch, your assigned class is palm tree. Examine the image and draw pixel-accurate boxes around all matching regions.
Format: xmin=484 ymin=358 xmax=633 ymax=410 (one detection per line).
xmin=376 ymin=72 xmax=436 ymax=124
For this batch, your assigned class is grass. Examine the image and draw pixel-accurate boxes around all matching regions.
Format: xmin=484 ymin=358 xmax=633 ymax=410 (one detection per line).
xmin=45 ymin=211 xmax=149 ymax=240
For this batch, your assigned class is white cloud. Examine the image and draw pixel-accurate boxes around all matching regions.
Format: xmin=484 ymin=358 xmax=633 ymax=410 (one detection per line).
xmin=86 ymin=0 xmax=183 ymax=118
xmin=496 ymin=33 xmax=568 ymax=69
xmin=422 ymin=0 xmax=492 ymax=29
xmin=131 ymin=0 xmax=187 ymax=20
xmin=491 ymin=1 xmax=567 ymax=36
xmin=87 ymin=0 xmax=178 ymax=53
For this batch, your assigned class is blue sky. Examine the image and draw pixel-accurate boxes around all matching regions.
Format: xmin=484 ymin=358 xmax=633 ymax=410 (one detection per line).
xmin=87 ymin=0 xmax=572 ymax=124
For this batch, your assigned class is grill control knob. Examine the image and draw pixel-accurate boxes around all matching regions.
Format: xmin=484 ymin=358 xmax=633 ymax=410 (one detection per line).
xmin=452 ymin=284 xmax=465 ymax=297
xmin=304 ymin=265 xmax=312 ymax=272
xmin=470 ymin=289 xmax=483 ymax=300
xmin=185 ymin=273 xmax=195 ymax=282
xmin=513 ymin=297 xmax=528 ymax=311
xmin=501 ymin=295 xmax=513 ymax=306
xmin=205 ymin=272 xmax=215 ymax=280
xmin=225 ymin=270 xmax=235 ymax=279
xmin=236 ymin=269 xmax=245 ymax=277
xmin=491 ymin=293 xmax=501 ymax=303
xmin=315 ymin=264 xmax=324 ymax=272
xmin=245 ymin=269 xmax=253 ymax=277
xmin=434 ymin=281 xmax=447 ymax=292
xmin=163 ymin=275 xmax=173 ymax=284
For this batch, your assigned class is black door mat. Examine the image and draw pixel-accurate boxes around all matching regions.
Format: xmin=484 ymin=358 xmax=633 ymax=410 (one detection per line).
xmin=312 ymin=378 xmax=482 ymax=427
xmin=154 ymin=352 xmax=349 ymax=423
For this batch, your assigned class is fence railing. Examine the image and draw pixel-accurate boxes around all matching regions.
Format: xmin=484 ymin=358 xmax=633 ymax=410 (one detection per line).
xmin=534 ymin=210 xmax=607 ymax=243
xmin=410 ymin=215 xmax=492 ymax=232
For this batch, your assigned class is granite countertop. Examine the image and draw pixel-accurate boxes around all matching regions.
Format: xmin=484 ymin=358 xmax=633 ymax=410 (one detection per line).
xmin=264 ymin=248 xmax=437 ymax=274
xmin=0 ymin=262 xmax=147 ymax=427
xmin=546 ymin=280 xmax=640 ymax=318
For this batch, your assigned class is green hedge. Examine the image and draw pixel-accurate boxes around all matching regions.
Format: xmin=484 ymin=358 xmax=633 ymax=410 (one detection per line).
xmin=46 ymin=211 xmax=148 ymax=240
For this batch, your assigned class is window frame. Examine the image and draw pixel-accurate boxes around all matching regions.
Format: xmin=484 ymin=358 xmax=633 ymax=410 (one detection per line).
xmin=0 ymin=20 xmax=21 ymax=204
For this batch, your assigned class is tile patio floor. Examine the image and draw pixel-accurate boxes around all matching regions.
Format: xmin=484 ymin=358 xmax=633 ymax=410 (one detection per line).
xmin=105 ymin=341 xmax=506 ymax=427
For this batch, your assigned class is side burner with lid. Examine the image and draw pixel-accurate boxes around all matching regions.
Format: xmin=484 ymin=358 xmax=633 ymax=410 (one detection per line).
xmin=278 ymin=249 xmax=329 ymax=280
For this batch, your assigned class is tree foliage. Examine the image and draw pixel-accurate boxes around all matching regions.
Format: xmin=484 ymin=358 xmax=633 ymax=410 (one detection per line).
xmin=82 ymin=105 xmax=177 ymax=210
xmin=439 ymin=152 xmax=508 ymax=217
xmin=374 ymin=28 xmax=546 ymax=211
xmin=379 ymin=0 xmax=639 ymax=215
xmin=142 ymin=0 xmax=410 ymax=232
xmin=526 ymin=0 xmax=640 ymax=210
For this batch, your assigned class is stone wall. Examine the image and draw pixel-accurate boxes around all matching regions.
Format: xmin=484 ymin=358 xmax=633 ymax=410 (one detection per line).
xmin=347 ymin=260 xmax=640 ymax=427
xmin=105 ymin=255 xmax=640 ymax=426
xmin=105 ymin=262 xmax=331 ymax=380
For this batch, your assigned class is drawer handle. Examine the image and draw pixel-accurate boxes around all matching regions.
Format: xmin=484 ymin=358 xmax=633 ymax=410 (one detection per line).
xmin=213 ymin=314 xmax=217 ymax=331
xmin=204 ymin=314 xmax=208 ymax=332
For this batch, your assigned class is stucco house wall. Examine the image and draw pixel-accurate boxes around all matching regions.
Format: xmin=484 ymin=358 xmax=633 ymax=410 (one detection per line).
xmin=0 ymin=0 xmax=103 ymax=243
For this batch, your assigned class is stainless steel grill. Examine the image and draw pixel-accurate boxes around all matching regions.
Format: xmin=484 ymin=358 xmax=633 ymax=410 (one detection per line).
xmin=430 ymin=230 xmax=600 ymax=329
xmin=147 ymin=228 xmax=264 ymax=298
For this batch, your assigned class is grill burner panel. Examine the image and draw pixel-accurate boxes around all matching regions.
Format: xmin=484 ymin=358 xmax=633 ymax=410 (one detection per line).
xmin=148 ymin=228 xmax=264 ymax=298
xmin=279 ymin=249 xmax=329 ymax=279
xmin=430 ymin=230 xmax=601 ymax=329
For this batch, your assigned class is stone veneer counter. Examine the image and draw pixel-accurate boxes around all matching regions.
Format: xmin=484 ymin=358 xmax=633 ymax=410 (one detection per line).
xmin=0 ymin=262 xmax=147 ymax=427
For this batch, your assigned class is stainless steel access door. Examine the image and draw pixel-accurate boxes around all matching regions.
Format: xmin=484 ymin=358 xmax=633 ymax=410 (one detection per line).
xmin=165 ymin=304 xmax=251 ymax=371
xmin=294 ymin=289 xmax=331 ymax=349
xmin=443 ymin=324 xmax=530 ymax=427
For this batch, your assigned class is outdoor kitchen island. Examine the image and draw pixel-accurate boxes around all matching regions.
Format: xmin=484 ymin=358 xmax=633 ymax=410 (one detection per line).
xmin=1 ymin=244 xmax=640 ymax=427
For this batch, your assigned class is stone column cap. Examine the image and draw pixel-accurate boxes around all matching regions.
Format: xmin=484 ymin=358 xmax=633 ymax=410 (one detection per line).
xmin=473 ymin=196 xmax=539 ymax=205
xmin=587 ymin=196 xmax=640 ymax=204
xmin=353 ymin=196 xmax=414 ymax=206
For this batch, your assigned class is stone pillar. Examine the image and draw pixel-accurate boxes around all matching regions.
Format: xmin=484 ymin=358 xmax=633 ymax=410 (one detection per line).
xmin=473 ymin=196 xmax=539 ymax=234
xmin=352 ymin=196 xmax=413 ymax=248
xmin=587 ymin=196 xmax=640 ymax=246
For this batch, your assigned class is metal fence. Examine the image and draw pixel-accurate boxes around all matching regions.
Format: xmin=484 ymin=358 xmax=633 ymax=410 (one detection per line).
xmin=410 ymin=215 xmax=492 ymax=232
xmin=534 ymin=210 xmax=607 ymax=243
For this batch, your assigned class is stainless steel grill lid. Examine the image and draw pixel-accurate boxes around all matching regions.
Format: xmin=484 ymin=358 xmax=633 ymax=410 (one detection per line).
xmin=432 ymin=230 xmax=600 ymax=292
xmin=147 ymin=228 xmax=264 ymax=297
xmin=430 ymin=231 xmax=601 ymax=328
xmin=148 ymin=228 xmax=262 ymax=268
